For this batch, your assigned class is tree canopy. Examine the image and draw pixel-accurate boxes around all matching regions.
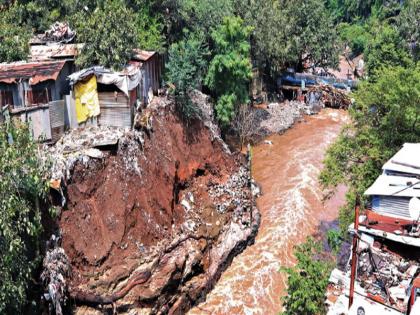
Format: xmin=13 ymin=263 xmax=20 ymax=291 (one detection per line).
xmin=205 ymin=16 xmax=253 ymax=125
xmin=75 ymin=0 xmax=138 ymax=70
xmin=364 ymin=23 xmax=412 ymax=76
xmin=282 ymin=238 xmax=333 ymax=315
xmin=249 ymin=0 xmax=339 ymax=75
xmin=398 ymin=0 xmax=420 ymax=61
xmin=166 ymin=31 xmax=209 ymax=121
xmin=320 ymin=64 xmax=420 ymax=233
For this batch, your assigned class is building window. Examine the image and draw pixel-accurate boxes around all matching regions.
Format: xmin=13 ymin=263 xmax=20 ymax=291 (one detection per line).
xmin=27 ymin=88 xmax=52 ymax=105
xmin=0 ymin=90 xmax=13 ymax=107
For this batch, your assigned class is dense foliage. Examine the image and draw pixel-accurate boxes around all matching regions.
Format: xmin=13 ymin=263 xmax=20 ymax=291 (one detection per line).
xmin=320 ymin=65 xmax=420 ymax=234
xmin=166 ymin=32 xmax=209 ymax=120
xmin=364 ymin=23 xmax=412 ymax=75
xmin=0 ymin=122 xmax=48 ymax=313
xmin=244 ymin=0 xmax=339 ymax=75
xmin=0 ymin=2 xmax=34 ymax=62
xmin=398 ymin=0 xmax=420 ymax=61
xmin=205 ymin=17 xmax=252 ymax=125
xmin=325 ymin=0 xmax=402 ymax=23
xmin=75 ymin=0 xmax=137 ymax=70
xmin=282 ymin=238 xmax=333 ymax=315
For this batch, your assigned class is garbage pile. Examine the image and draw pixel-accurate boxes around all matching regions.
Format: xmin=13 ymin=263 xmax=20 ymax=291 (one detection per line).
xmin=41 ymin=235 xmax=71 ymax=315
xmin=254 ymin=101 xmax=307 ymax=139
xmin=356 ymin=245 xmax=418 ymax=311
xmin=189 ymin=89 xmax=230 ymax=153
xmin=307 ymin=84 xmax=351 ymax=109
xmin=44 ymin=126 xmax=125 ymax=182
xmin=35 ymin=22 xmax=76 ymax=43
xmin=209 ymin=166 xmax=251 ymax=214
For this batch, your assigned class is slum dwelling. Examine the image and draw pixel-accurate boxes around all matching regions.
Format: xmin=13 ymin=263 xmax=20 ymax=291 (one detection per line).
xmin=327 ymin=143 xmax=420 ymax=315
xmin=0 ymin=60 xmax=73 ymax=141
xmin=39 ymin=91 xmax=260 ymax=314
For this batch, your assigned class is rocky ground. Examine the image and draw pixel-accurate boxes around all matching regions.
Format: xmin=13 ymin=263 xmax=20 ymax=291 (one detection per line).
xmin=250 ymin=100 xmax=324 ymax=143
xmin=41 ymin=95 xmax=260 ymax=315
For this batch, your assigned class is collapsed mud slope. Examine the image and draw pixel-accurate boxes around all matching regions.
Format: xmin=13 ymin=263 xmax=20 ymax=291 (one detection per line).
xmin=45 ymin=95 xmax=260 ymax=314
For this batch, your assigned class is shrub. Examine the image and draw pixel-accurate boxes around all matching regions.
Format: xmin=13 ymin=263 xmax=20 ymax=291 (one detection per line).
xmin=282 ymin=238 xmax=333 ymax=315
xmin=0 ymin=122 xmax=49 ymax=313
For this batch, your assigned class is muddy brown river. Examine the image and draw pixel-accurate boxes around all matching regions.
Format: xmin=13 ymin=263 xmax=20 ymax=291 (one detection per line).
xmin=189 ymin=109 xmax=349 ymax=315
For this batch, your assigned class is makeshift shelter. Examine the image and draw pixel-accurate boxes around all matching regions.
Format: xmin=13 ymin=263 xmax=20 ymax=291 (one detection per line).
xmin=132 ymin=49 xmax=162 ymax=104
xmin=0 ymin=60 xmax=73 ymax=141
xmin=364 ymin=143 xmax=420 ymax=220
xmin=327 ymin=143 xmax=420 ymax=315
xmin=68 ymin=65 xmax=142 ymax=128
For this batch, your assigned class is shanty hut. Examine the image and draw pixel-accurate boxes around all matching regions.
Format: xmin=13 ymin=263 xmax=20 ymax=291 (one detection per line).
xmin=0 ymin=60 xmax=74 ymax=141
xmin=68 ymin=65 xmax=142 ymax=128
xmin=364 ymin=143 xmax=420 ymax=220
xmin=132 ymin=49 xmax=162 ymax=105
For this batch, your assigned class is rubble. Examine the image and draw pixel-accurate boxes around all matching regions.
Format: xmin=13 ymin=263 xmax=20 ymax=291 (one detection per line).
xmin=307 ymin=84 xmax=351 ymax=109
xmin=252 ymin=101 xmax=307 ymax=140
xmin=328 ymin=236 xmax=420 ymax=314
xmin=41 ymin=235 xmax=71 ymax=315
xmin=356 ymin=244 xmax=417 ymax=311
xmin=34 ymin=22 xmax=76 ymax=43
xmin=208 ymin=166 xmax=251 ymax=214
xmin=189 ymin=89 xmax=231 ymax=154
xmin=42 ymin=98 xmax=260 ymax=314
xmin=327 ymin=143 xmax=420 ymax=315
xmin=43 ymin=126 xmax=130 ymax=182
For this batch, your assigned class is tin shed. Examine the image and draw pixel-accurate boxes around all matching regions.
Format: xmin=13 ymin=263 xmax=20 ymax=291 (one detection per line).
xmin=0 ymin=60 xmax=73 ymax=141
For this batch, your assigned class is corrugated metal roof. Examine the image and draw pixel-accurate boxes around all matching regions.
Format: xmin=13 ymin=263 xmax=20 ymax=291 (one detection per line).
xmin=132 ymin=49 xmax=156 ymax=61
xmin=0 ymin=61 xmax=66 ymax=85
xmin=365 ymin=174 xmax=420 ymax=197
xmin=383 ymin=143 xmax=420 ymax=176
xmin=30 ymin=43 xmax=83 ymax=61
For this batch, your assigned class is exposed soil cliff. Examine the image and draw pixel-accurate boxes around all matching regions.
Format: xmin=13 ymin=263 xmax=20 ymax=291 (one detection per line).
xmin=44 ymin=96 xmax=260 ymax=314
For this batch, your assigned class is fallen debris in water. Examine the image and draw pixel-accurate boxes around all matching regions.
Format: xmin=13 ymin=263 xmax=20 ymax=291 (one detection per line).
xmin=307 ymin=84 xmax=351 ymax=109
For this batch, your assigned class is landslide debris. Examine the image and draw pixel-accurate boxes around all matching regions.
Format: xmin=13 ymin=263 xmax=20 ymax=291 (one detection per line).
xmin=42 ymin=95 xmax=260 ymax=314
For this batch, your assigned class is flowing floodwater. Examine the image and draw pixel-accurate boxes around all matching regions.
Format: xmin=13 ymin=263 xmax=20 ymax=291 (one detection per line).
xmin=189 ymin=109 xmax=349 ymax=315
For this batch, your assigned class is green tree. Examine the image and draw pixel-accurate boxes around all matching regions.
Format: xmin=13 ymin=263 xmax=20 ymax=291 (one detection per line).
xmin=0 ymin=12 xmax=31 ymax=62
xmin=248 ymin=0 xmax=339 ymax=75
xmin=166 ymin=31 xmax=209 ymax=120
xmin=0 ymin=122 xmax=48 ymax=313
xmin=338 ymin=22 xmax=371 ymax=56
xmin=325 ymin=0 xmax=402 ymax=23
xmin=205 ymin=16 xmax=252 ymax=125
xmin=398 ymin=0 xmax=420 ymax=61
xmin=179 ymin=0 xmax=233 ymax=35
xmin=320 ymin=65 xmax=420 ymax=234
xmin=364 ymin=23 xmax=412 ymax=75
xmin=136 ymin=5 xmax=165 ymax=52
xmin=282 ymin=238 xmax=333 ymax=315
xmin=75 ymin=0 xmax=137 ymax=70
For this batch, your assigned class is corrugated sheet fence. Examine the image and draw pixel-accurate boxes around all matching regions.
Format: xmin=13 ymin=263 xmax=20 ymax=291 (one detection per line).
xmin=49 ymin=100 xmax=65 ymax=142
xmin=372 ymin=195 xmax=411 ymax=219
xmin=98 ymin=92 xmax=132 ymax=128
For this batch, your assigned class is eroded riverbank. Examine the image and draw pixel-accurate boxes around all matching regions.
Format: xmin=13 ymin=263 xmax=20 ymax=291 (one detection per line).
xmin=189 ymin=109 xmax=349 ymax=314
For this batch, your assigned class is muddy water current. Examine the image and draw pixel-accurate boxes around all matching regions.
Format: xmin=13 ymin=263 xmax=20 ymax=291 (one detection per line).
xmin=189 ymin=109 xmax=349 ymax=315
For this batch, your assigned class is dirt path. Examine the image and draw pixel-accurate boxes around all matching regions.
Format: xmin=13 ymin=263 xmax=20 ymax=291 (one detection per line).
xmin=189 ymin=109 xmax=348 ymax=315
